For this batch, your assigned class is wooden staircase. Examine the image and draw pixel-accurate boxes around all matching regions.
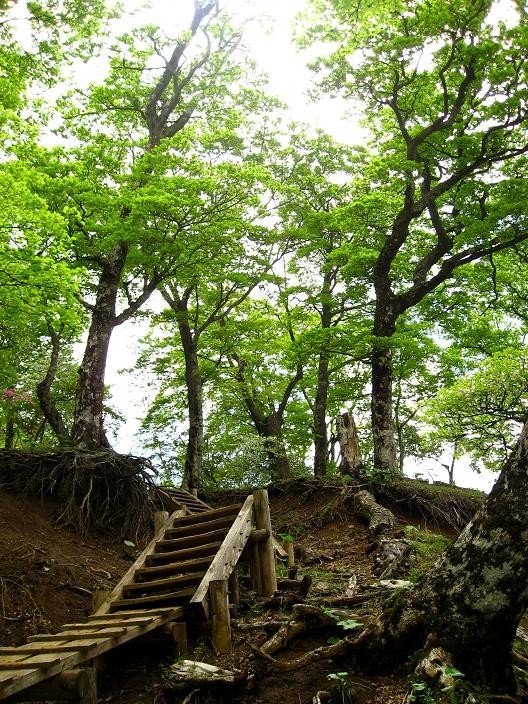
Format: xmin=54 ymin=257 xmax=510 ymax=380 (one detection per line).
xmin=0 ymin=490 xmax=278 ymax=703
xmin=95 ymin=501 xmax=247 ymax=615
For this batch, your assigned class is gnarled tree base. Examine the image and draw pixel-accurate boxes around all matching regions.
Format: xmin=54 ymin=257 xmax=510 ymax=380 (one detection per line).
xmin=0 ymin=449 xmax=155 ymax=537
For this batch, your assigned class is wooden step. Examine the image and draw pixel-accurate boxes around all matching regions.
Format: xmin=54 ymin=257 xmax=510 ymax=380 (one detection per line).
xmin=156 ymin=528 xmax=229 ymax=552
xmin=124 ymin=571 xmax=205 ymax=595
xmin=27 ymin=629 xmax=126 ymax=642
xmin=170 ymin=503 xmax=242 ymax=526
xmin=61 ymin=617 xmax=153 ymax=629
xmin=110 ymin=588 xmax=195 ymax=610
xmin=164 ymin=515 xmax=234 ymax=539
xmin=136 ymin=556 xmax=212 ymax=580
xmin=146 ymin=541 xmax=222 ymax=566
xmin=0 ymin=657 xmax=61 ymax=670
xmin=87 ymin=607 xmax=183 ymax=620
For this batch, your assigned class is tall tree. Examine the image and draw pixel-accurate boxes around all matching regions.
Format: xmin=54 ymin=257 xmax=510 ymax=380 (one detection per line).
xmin=303 ymin=0 xmax=528 ymax=469
xmin=274 ymin=130 xmax=371 ymax=475
xmin=33 ymin=1 xmax=272 ymax=449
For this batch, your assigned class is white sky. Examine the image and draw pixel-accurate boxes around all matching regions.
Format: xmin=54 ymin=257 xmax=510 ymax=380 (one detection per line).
xmin=97 ymin=0 xmax=498 ymax=491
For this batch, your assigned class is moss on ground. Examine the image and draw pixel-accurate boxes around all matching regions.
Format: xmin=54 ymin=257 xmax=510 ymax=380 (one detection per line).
xmin=404 ymin=525 xmax=452 ymax=582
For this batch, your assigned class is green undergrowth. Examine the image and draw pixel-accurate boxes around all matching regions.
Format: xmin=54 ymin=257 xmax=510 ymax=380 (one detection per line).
xmin=404 ymin=525 xmax=452 ymax=582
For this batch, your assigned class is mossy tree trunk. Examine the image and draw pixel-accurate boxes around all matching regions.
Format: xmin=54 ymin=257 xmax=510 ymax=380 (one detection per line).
xmin=361 ymin=419 xmax=528 ymax=694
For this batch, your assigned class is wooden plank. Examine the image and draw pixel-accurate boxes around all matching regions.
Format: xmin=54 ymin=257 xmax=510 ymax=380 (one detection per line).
xmin=87 ymin=607 xmax=183 ymax=620
xmin=190 ymin=495 xmax=255 ymax=614
xmin=0 ymin=657 xmax=61 ymax=670
xmin=145 ymin=541 xmax=222 ymax=566
xmin=94 ymin=509 xmax=186 ymax=616
xmin=156 ymin=528 xmax=229 ymax=552
xmin=27 ymin=629 xmax=127 ymax=642
xmin=0 ymin=644 xmax=93 ymax=655
xmin=164 ymin=515 xmax=234 ymax=539
xmin=123 ymin=571 xmax=205 ymax=594
xmin=135 ymin=556 xmax=212 ymax=579
xmin=110 ymin=588 xmax=195 ymax=610
xmin=60 ymin=617 xmax=154 ymax=629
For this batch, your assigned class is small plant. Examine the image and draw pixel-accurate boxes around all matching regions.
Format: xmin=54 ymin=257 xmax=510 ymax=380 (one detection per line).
xmin=327 ymin=671 xmax=348 ymax=683
xmin=407 ymin=680 xmax=440 ymax=703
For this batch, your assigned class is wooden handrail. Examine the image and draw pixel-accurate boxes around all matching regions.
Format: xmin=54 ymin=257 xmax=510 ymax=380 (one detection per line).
xmin=190 ymin=495 xmax=255 ymax=617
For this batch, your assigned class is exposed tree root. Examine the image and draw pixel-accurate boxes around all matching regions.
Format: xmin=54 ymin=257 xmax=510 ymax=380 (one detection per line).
xmin=252 ymin=637 xmax=354 ymax=672
xmin=0 ymin=449 xmax=155 ymax=537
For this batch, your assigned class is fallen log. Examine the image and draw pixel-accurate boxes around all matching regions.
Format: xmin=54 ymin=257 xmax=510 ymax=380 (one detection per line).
xmin=352 ymin=490 xmax=396 ymax=535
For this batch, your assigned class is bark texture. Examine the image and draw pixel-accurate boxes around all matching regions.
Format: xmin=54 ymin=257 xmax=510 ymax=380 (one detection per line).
xmin=73 ymin=245 xmax=127 ymax=449
xmin=313 ymin=350 xmax=330 ymax=477
xmin=336 ymin=410 xmax=363 ymax=478
xmin=362 ymin=420 xmax=528 ymax=693
xmin=36 ymin=325 xmax=72 ymax=445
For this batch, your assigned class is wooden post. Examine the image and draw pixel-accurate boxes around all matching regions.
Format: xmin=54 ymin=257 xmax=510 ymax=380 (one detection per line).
xmin=228 ymin=569 xmax=240 ymax=617
xmin=209 ymin=579 xmax=231 ymax=654
xmin=284 ymin=541 xmax=295 ymax=568
xmin=5 ymin=668 xmax=97 ymax=702
xmin=249 ymin=543 xmax=262 ymax=593
xmin=228 ymin=569 xmax=240 ymax=607
xmin=79 ymin=668 xmax=97 ymax=704
xmin=154 ymin=510 xmax=169 ymax=533
xmin=160 ymin=621 xmax=188 ymax=657
xmin=252 ymin=490 xmax=277 ymax=596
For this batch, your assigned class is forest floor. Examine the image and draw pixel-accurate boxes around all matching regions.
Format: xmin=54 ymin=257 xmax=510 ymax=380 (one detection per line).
xmin=0 ymin=478 xmax=485 ymax=704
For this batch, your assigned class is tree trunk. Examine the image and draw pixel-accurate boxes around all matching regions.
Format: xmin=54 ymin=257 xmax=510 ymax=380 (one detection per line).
xmin=72 ymin=244 xmax=127 ymax=449
xmin=313 ymin=283 xmax=333 ymax=478
xmin=4 ymin=413 xmax=14 ymax=449
xmin=36 ymin=325 xmax=71 ymax=445
xmin=313 ymin=351 xmax=330 ymax=477
xmin=336 ymin=410 xmax=363 ymax=478
xmin=363 ymin=420 xmax=528 ymax=694
xmin=177 ymin=317 xmax=203 ymax=491
xmin=262 ymin=412 xmax=291 ymax=481
xmin=371 ymin=345 xmax=398 ymax=470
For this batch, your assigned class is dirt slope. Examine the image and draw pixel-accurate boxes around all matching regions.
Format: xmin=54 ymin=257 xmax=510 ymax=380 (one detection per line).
xmin=0 ymin=481 xmax=478 ymax=703
xmin=0 ymin=489 xmax=129 ymax=646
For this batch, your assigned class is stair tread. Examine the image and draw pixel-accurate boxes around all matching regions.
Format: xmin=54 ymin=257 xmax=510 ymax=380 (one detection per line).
xmin=156 ymin=528 xmax=229 ymax=551
xmin=110 ymin=589 xmax=195 ymax=609
xmin=146 ymin=541 xmax=222 ymax=566
xmin=164 ymin=515 xmax=234 ymax=538
xmin=124 ymin=571 xmax=205 ymax=594
xmin=136 ymin=557 xmax=212 ymax=579
xmin=170 ymin=503 xmax=242 ymax=526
